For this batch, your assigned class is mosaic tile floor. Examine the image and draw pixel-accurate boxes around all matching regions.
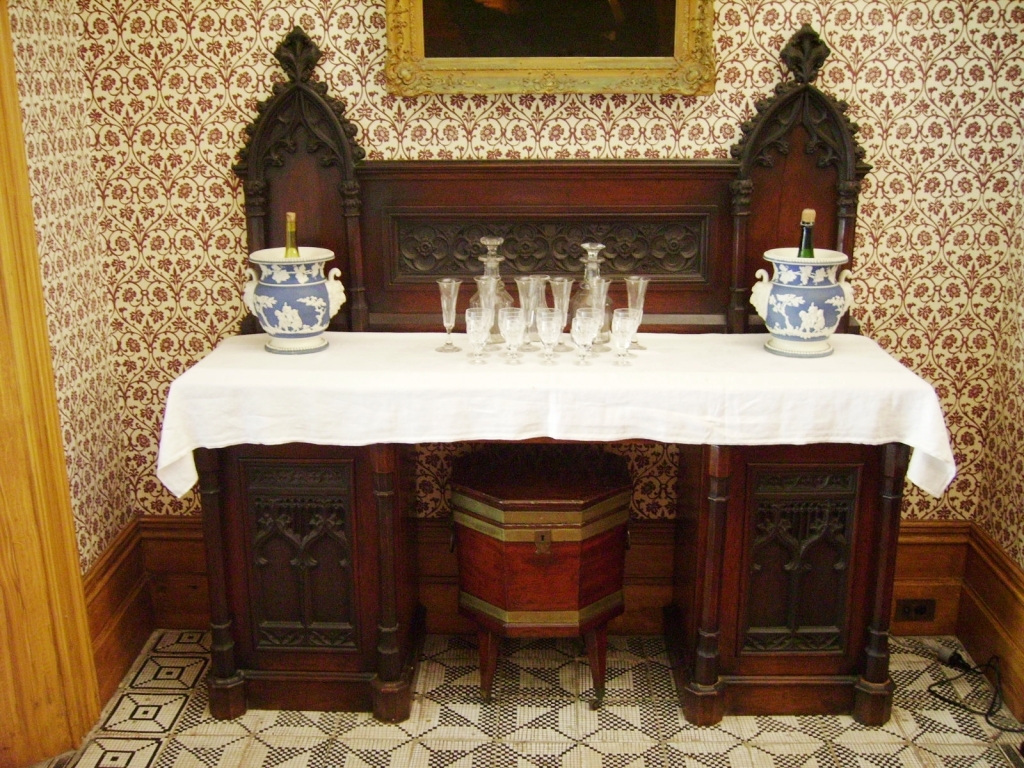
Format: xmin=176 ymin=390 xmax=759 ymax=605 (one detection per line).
xmin=67 ymin=632 xmax=1024 ymax=768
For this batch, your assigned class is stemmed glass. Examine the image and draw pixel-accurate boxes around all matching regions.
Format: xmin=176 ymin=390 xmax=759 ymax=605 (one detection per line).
xmin=549 ymin=277 xmax=573 ymax=352
xmin=624 ymin=276 xmax=650 ymax=350
xmin=436 ymin=278 xmax=462 ymax=352
xmin=611 ymin=308 xmax=640 ymax=365
xmin=465 ymin=306 xmax=490 ymax=364
xmin=514 ymin=276 xmax=538 ymax=347
xmin=498 ymin=306 xmax=526 ymax=363
xmin=571 ymin=307 xmax=601 ymax=365
xmin=536 ymin=307 xmax=562 ymax=364
xmin=529 ymin=275 xmax=550 ymax=341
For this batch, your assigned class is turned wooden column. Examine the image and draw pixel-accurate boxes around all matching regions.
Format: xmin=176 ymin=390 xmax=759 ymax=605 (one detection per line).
xmin=195 ymin=448 xmax=246 ymax=719
xmin=369 ymin=444 xmax=412 ymax=722
xmin=682 ymin=445 xmax=731 ymax=725
xmin=853 ymin=442 xmax=910 ymax=724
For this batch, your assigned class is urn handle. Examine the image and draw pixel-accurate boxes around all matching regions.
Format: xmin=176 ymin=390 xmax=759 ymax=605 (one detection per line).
xmin=838 ymin=269 xmax=854 ymax=314
xmin=327 ymin=268 xmax=347 ymax=318
xmin=750 ymin=268 xmax=771 ymax=321
xmin=242 ymin=266 xmax=259 ymax=314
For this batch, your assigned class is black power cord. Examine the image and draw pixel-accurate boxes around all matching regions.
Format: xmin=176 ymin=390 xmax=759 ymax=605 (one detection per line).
xmin=918 ymin=640 xmax=1024 ymax=748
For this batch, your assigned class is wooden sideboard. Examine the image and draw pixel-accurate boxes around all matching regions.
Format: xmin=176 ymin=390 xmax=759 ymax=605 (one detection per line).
xmin=166 ymin=25 xmax=950 ymax=727
xmin=189 ymin=437 xmax=909 ymax=725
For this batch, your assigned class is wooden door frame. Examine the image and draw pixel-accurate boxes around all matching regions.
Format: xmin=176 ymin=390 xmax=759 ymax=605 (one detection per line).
xmin=0 ymin=2 xmax=100 ymax=764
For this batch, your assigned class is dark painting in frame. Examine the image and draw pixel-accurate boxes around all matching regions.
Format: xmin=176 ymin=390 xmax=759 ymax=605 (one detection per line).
xmin=385 ymin=0 xmax=715 ymax=95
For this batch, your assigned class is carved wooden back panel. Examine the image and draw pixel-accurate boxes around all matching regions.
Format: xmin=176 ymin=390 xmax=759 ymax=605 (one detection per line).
xmin=234 ymin=28 xmax=367 ymax=331
xmin=357 ymin=161 xmax=735 ymax=331
xmin=235 ymin=26 xmax=868 ymax=335
xmin=729 ymin=25 xmax=871 ymax=332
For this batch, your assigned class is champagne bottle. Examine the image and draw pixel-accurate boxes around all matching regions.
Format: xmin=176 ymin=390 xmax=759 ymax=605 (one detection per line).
xmin=284 ymin=211 xmax=300 ymax=259
xmin=797 ymin=208 xmax=815 ymax=258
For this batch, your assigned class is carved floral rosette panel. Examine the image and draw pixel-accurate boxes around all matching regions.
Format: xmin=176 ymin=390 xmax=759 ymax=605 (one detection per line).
xmin=742 ymin=467 xmax=858 ymax=653
xmin=243 ymin=460 xmax=357 ymax=650
xmin=393 ymin=217 xmax=709 ymax=281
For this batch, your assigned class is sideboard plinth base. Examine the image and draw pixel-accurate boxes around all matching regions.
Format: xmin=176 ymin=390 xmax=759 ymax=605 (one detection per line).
xmin=208 ymin=675 xmax=246 ymax=720
xmin=853 ymin=677 xmax=895 ymax=726
xmin=681 ymin=681 xmax=726 ymax=726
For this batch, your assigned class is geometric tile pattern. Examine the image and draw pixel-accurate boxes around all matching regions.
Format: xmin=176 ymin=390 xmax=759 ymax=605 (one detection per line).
xmin=66 ymin=632 xmax=1023 ymax=768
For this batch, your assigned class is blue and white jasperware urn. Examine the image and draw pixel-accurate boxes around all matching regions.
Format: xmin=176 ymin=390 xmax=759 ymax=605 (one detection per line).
xmin=750 ymin=247 xmax=854 ymax=358
xmin=243 ymin=246 xmax=346 ymax=354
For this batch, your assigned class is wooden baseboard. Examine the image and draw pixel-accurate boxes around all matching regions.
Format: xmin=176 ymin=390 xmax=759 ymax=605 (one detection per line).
xmin=891 ymin=520 xmax=970 ymax=636
xmin=82 ymin=518 xmax=154 ymax=702
xmin=958 ymin=524 xmax=1024 ymax=720
xmin=137 ymin=515 xmax=210 ymax=629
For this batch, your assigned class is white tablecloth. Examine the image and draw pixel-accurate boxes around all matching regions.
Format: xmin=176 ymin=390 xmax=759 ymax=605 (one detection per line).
xmin=157 ymin=332 xmax=955 ymax=498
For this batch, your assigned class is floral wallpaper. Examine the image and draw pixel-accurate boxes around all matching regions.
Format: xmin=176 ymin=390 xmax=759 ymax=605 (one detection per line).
xmin=8 ymin=0 xmax=1024 ymax=571
xmin=8 ymin=0 xmax=127 ymax=570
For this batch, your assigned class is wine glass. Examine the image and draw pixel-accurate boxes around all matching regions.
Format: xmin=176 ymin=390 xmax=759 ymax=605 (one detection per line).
xmin=535 ymin=307 xmax=561 ymax=364
xmin=465 ymin=306 xmax=490 ymax=363
xmin=498 ymin=306 xmax=526 ymax=363
xmin=436 ymin=278 xmax=462 ymax=352
xmin=624 ymin=276 xmax=650 ymax=349
xmin=611 ymin=309 xmax=638 ymax=365
xmin=514 ymin=276 xmax=537 ymax=347
xmin=528 ymin=274 xmax=550 ymax=341
xmin=571 ymin=307 xmax=601 ymax=365
xmin=549 ymin=277 xmax=573 ymax=352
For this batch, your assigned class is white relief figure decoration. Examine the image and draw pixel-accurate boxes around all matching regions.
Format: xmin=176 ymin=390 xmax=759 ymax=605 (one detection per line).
xmin=273 ymin=304 xmax=305 ymax=332
xmin=798 ymin=303 xmax=827 ymax=333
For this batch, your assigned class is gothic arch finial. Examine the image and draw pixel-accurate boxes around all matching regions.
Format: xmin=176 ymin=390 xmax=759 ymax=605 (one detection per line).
xmin=780 ymin=25 xmax=831 ymax=85
xmin=274 ymin=27 xmax=323 ymax=84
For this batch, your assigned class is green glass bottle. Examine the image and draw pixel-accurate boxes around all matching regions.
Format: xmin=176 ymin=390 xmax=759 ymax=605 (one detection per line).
xmin=284 ymin=211 xmax=300 ymax=259
xmin=797 ymin=208 xmax=815 ymax=258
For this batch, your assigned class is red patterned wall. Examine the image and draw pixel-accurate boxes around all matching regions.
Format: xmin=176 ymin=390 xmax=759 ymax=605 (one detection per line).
xmin=8 ymin=0 xmax=128 ymax=570
xmin=9 ymin=0 xmax=1024 ymax=572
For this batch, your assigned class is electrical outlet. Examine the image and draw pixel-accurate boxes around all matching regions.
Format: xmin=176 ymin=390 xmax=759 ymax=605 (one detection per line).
xmin=895 ymin=598 xmax=936 ymax=622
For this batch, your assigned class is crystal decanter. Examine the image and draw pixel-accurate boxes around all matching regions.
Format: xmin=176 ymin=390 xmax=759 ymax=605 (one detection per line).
xmin=568 ymin=242 xmax=613 ymax=342
xmin=468 ymin=236 xmax=515 ymax=342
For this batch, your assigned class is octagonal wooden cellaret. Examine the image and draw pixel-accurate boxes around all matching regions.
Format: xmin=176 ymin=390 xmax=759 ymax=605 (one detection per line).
xmin=449 ymin=445 xmax=632 ymax=707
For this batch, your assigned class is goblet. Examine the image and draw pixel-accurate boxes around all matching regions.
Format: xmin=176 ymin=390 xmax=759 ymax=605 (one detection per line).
xmin=571 ymin=307 xmax=601 ymax=365
xmin=498 ymin=306 xmax=526 ymax=363
xmin=624 ymin=276 xmax=650 ymax=349
xmin=535 ymin=307 xmax=561 ymax=364
xmin=465 ymin=306 xmax=490 ymax=364
xmin=610 ymin=309 xmax=637 ymax=365
xmin=436 ymin=278 xmax=462 ymax=352
xmin=514 ymin=276 xmax=538 ymax=347
xmin=549 ymin=277 xmax=574 ymax=351
xmin=528 ymin=274 xmax=550 ymax=341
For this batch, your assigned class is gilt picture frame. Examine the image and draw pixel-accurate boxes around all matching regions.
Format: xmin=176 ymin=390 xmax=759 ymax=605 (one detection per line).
xmin=384 ymin=0 xmax=715 ymax=95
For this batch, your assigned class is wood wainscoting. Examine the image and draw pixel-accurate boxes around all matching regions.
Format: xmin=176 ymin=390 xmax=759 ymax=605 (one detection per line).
xmin=85 ymin=515 xmax=1024 ymax=719
xmin=81 ymin=518 xmax=153 ymax=703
